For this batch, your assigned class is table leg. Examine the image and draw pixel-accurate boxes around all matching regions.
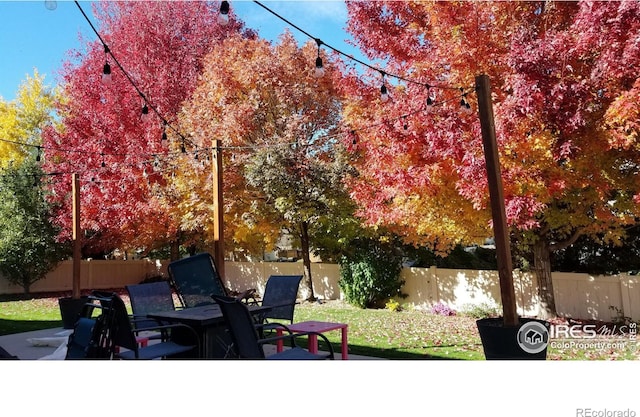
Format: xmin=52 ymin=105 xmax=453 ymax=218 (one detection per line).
xmin=276 ymin=328 xmax=284 ymax=353
xmin=341 ymin=325 xmax=348 ymax=360
xmin=308 ymin=334 xmax=318 ymax=354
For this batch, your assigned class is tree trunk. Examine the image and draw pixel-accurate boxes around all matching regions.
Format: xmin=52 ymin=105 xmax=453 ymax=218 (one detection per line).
xmin=299 ymin=221 xmax=316 ymax=302
xmin=533 ymin=238 xmax=557 ymax=319
xmin=170 ymin=239 xmax=180 ymax=261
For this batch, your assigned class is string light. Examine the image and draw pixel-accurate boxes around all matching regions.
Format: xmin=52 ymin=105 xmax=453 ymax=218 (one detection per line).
xmin=218 ymin=1 xmax=230 ymax=26
xmin=380 ymin=72 xmax=389 ymax=102
xmin=141 ymin=103 xmax=150 ymax=121
xmin=425 ymin=85 xmax=435 ymax=110
xmin=55 ymin=0 xmax=479 ymax=184
xmin=75 ymin=1 xmax=199 ymax=153
xmin=402 ymin=116 xmax=409 ymax=134
xmin=102 ymin=46 xmax=112 ymax=85
xmin=460 ymin=89 xmax=472 ymax=114
xmin=314 ymin=39 xmax=325 ymax=78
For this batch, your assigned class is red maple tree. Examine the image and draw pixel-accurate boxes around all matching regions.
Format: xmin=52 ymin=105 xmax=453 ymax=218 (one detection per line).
xmin=42 ymin=1 xmax=247 ymax=257
xmin=340 ymin=1 xmax=640 ymax=317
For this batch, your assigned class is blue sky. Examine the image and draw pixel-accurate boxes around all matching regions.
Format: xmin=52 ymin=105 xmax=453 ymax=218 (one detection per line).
xmin=0 ymin=0 xmax=365 ymax=101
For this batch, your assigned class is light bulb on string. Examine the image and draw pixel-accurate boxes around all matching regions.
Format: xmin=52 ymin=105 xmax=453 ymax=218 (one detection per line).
xmin=402 ymin=116 xmax=410 ymax=135
xmin=44 ymin=1 xmax=57 ymax=11
xmin=218 ymin=1 xmax=230 ymax=26
xmin=425 ymin=86 xmax=435 ymax=112
xmin=314 ymin=39 xmax=325 ymax=78
xmin=379 ymin=71 xmax=389 ymax=102
xmin=102 ymin=62 xmax=112 ymax=84
xmin=348 ymin=130 xmax=358 ymax=146
xmin=315 ymin=56 xmax=325 ymax=78
xmin=141 ymin=103 xmax=150 ymax=121
xmin=102 ymin=46 xmax=112 ymax=85
xmin=460 ymin=94 xmax=472 ymax=114
xmin=380 ymin=84 xmax=389 ymax=102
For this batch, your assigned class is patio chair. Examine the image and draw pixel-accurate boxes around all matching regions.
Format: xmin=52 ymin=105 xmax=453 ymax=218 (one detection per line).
xmin=211 ymin=295 xmax=334 ymax=360
xmin=65 ymin=300 xmax=114 ymax=359
xmin=126 ymin=281 xmax=177 ymax=340
xmin=257 ymin=275 xmax=303 ymax=324
xmin=91 ymin=291 xmax=200 ymax=359
xmin=168 ymin=252 xmax=255 ymax=308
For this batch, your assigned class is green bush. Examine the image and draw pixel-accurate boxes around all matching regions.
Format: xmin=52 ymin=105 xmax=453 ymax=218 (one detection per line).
xmin=459 ymin=302 xmax=502 ymax=319
xmin=338 ymin=238 xmax=405 ymax=308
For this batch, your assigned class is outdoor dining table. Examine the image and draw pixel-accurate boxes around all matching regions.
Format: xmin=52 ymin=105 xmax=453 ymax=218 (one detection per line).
xmin=147 ymin=303 xmax=272 ymax=359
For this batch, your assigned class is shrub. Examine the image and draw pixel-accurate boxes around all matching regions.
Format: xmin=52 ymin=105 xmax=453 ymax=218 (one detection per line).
xmin=338 ymin=237 xmax=405 ymax=308
xmin=385 ymin=299 xmax=402 ymax=312
xmin=430 ymin=302 xmax=456 ymax=316
xmin=459 ymin=302 xmax=502 ymax=319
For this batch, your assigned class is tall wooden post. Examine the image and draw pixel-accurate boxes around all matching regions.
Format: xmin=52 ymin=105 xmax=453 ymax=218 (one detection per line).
xmin=212 ymin=139 xmax=225 ymax=280
xmin=72 ymin=173 xmax=82 ymax=299
xmin=475 ymin=75 xmax=518 ymax=327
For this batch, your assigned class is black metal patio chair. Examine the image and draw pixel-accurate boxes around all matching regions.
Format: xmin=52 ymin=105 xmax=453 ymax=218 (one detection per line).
xmin=168 ymin=252 xmax=255 ymax=308
xmin=257 ymin=275 xmax=303 ymax=324
xmin=211 ymin=295 xmax=334 ymax=360
xmin=90 ymin=291 xmax=200 ymax=359
xmin=126 ymin=281 xmax=177 ymax=341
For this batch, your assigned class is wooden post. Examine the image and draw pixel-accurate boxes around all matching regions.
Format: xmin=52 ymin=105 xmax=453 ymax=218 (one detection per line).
xmin=212 ymin=139 xmax=225 ymax=280
xmin=475 ymin=74 xmax=518 ymax=326
xmin=71 ymin=173 xmax=82 ymax=299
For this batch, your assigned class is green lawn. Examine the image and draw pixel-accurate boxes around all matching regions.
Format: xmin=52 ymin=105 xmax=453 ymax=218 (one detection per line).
xmin=1 ymin=291 xmax=638 ymax=360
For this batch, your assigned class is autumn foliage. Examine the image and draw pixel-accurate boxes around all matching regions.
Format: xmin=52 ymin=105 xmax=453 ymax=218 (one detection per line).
xmin=340 ymin=1 xmax=640 ymax=316
xmin=42 ymin=1 xmax=246 ymax=255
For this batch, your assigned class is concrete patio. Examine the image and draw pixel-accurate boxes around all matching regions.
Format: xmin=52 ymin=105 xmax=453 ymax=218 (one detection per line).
xmin=0 ymin=327 xmax=382 ymax=360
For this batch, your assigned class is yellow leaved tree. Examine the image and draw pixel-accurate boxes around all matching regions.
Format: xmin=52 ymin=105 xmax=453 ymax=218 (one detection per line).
xmin=0 ymin=71 xmax=56 ymax=168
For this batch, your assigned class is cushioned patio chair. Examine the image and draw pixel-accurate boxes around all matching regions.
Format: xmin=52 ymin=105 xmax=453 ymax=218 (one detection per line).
xmin=211 ymin=295 xmax=334 ymax=360
xmin=168 ymin=252 xmax=255 ymax=308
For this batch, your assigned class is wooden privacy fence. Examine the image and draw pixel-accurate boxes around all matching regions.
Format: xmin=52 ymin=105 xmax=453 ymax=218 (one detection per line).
xmin=1 ymin=260 xmax=638 ymax=321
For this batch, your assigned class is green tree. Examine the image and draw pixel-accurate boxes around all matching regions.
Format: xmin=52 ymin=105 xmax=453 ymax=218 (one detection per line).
xmin=0 ymin=157 xmax=69 ymax=294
